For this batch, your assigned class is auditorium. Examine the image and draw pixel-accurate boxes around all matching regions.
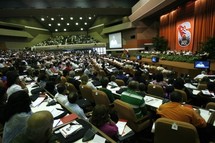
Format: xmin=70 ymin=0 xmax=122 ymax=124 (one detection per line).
xmin=0 ymin=0 xmax=215 ymax=143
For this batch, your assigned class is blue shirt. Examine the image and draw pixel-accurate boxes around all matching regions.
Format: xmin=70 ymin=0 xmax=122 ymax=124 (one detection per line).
xmin=3 ymin=112 xmax=31 ymax=143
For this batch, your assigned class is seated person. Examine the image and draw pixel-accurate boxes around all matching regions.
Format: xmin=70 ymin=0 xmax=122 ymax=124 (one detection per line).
xmin=90 ymin=105 xmax=118 ymax=139
xmin=137 ymin=83 xmax=147 ymax=97
xmin=151 ymin=73 xmax=168 ymax=88
xmin=67 ymin=71 xmax=81 ymax=91
xmin=80 ymin=74 xmax=96 ymax=90
xmin=108 ymin=75 xmax=118 ymax=87
xmin=3 ymin=91 xmax=32 ymax=143
xmin=54 ymin=83 xmax=68 ymax=104
xmin=99 ymin=77 xmax=115 ymax=103
xmin=116 ymin=70 xmax=128 ymax=84
xmin=121 ymin=81 xmax=147 ymax=119
xmin=10 ymin=111 xmax=60 ymax=143
xmin=6 ymin=70 xmax=27 ymax=99
xmin=65 ymin=92 xmax=88 ymax=121
xmin=194 ymin=71 xmax=206 ymax=82
xmin=156 ymin=91 xmax=206 ymax=128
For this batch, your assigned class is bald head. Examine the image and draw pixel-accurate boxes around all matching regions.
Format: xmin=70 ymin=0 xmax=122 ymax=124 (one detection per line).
xmin=26 ymin=111 xmax=54 ymax=143
xmin=28 ymin=111 xmax=53 ymax=128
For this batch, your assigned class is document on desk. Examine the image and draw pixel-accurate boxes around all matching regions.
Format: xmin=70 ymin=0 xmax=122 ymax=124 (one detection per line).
xmin=60 ymin=124 xmax=83 ymax=138
xmin=192 ymin=90 xmax=200 ymax=95
xmin=199 ymin=109 xmax=211 ymax=122
xmin=92 ymin=134 xmax=106 ymax=143
xmin=31 ymin=97 xmax=46 ymax=107
xmin=144 ymin=96 xmax=163 ymax=108
xmin=116 ymin=120 xmax=127 ymax=135
xmin=184 ymin=83 xmax=197 ymax=89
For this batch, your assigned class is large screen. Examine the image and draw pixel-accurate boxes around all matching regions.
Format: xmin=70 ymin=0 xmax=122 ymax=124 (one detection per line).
xmin=109 ymin=32 xmax=122 ymax=48
xmin=194 ymin=60 xmax=210 ymax=69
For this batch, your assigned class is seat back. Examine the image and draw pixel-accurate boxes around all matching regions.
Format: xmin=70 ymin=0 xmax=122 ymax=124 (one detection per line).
xmin=79 ymin=85 xmax=94 ymax=103
xmin=154 ymin=118 xmax=200 ymax=143
xmin=113 ymin=99 xmax=137 ymax=121
xmin=115 ymin=79 xmax=125 ymax=87
xmin=147 ymin=84 xmax=165 ymax=97
xmin=92 ymin=90 xmax=111 ymax=106
xmin=174 ymin=89 xmax=187 ymax=102
xmin=206 ymin=102 xmax=215 ymax=110
xmin=197 ymin=84 xmax=207 ymax=90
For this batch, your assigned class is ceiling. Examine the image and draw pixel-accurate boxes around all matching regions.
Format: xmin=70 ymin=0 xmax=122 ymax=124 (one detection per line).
xmin=0 ymin=0 xmax=192 ymax=32
xmin=0 ymin=0 xmax=138 ymax=32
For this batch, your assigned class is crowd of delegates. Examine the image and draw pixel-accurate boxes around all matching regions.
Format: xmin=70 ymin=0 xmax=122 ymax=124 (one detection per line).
xmin=0 ymin=49 xmax=214 ymax=143
xmin=35 ymin=35 xmax=99 ymax=46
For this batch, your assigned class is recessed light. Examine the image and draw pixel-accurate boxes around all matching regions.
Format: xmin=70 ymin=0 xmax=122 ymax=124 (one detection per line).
xmin=64 ymin=29 xmax=66 ymax=31
xmin=81 ymin=28 xmax=83 ymax=30
xmin=84 ymin=22 xmax=87 ymax=25
xmin=55 ymin=29 xmax=58 ymax=32
xmin=70 ymin=17 xmax=73 ymax=20
xmin=67 ymin=23 xmax=70 ymax=25
xmin=89 ymin=17 xmax=91 ymax=19
xmin=48 ymin=24 xmax=51 ymax=26
xmin=51 ymin=18 xmax=54 ymax=21
xmin=80 ymin=17 xmax=82 ymax=20
xmin=41 ymin=18 xmax=45 ymax=21
xmin=76 ymin=22 xmax=78 ymax=25
xmin=61 ymin=17 xmax=64 ymax=20
xmin=57 ymin=23 xmax=61 ymax=26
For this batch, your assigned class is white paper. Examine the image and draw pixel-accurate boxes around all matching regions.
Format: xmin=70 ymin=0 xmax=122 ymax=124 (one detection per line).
xmin=192 ymin=90 xmax=200 ymax=95
xmin=92 ymin=134 xmax=106 ymax=143
xmin=32 ymin=97 xmax=45 ymax=107
xmin=116 ymin=121 xmax=127 ymax=135
xmin=199 ymin=108 xmax=211 ymax=122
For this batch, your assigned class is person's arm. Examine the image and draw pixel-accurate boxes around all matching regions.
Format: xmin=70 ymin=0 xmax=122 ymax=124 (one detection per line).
xmin=191 ymin=109 xmax=207 ymax=128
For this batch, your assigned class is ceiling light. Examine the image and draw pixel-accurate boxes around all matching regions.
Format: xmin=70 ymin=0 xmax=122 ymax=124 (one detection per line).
xmin=64 ymin=29 xmax=67 ymax=31
xmin=55 ymin=29 xmax=58 ymax=32
xmin=48 ymin=24 xmax=51 ymax=26
xmin=89 ymin=17 xmax=92 ymax=19
xmin=79 ymin=17 xmax=82 ymax=20
xmin=61 ymin=17 xmax=64 ymax=20
xmin=67 ymin=23 xmax=70 ymax=25
xmin=41 ymin=18 xmax=45 ymax=21
xmin=57 ymin=23 xmax=61 ymax=26
xmin=51 ymin=18 xmax=54 ymax=21
xmin=81 ymin=28 xmax=83 ymax=31
xmin=76 ymin=22 xmax=78 ymax=25
xmin=70 ymin=17 xmax=73 ymax=20
xmin=84 ymin=22 xmax=87 ymax=25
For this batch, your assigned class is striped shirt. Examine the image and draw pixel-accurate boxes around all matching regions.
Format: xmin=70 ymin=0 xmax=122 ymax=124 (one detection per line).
xmin=121 ymin=90 xmax=147 ymax=119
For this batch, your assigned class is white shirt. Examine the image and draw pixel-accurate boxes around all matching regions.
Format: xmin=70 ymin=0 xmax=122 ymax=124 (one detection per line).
xmin=54 ymin=93 xmax=68 ymax=104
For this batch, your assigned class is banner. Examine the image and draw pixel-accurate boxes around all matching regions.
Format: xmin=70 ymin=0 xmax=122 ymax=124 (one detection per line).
xmin=176 ymin=18 xmax=194 ymax=51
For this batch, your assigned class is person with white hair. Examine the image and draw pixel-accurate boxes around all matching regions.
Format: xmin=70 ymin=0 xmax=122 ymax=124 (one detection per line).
xmin=194 ymin=71 xmax=206 ymax=81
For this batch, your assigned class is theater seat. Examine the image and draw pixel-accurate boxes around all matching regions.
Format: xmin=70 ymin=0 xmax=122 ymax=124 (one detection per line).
xmin=154 ymin=118 xmax=200 ymax=143
xmin=147 ymin=84 xmax=165 ymax=98
xmin=92 ymin=90 xmax=111 ymax=107
xmin=113 ymin=99 xmax=151 ymax=132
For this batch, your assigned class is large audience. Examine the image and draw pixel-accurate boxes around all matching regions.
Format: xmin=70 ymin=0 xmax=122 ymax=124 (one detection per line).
xmin=35 ymin=35 xmax=99 ymax=46
xmin=0 ymin=49 xmax=214 ymax=143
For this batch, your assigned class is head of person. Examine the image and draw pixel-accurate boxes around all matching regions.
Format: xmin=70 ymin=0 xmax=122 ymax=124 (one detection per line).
xmin=110 ymin=75 xmax=116 ymax=82
xmin=139 ymin=83 xmax=146 ymax=92
xmin=67 ymin=92 xmax=78 ymax=103
xmin=69 ymin=71 xmax=76 ymax=78
xmin=128 ymin=80 xmax=139 ymax=91
xmin=155 ymin=73 xmax=164 ymax=82
xmin=90 ymin=105 xmax=110 ymax=127
xmin=6 ymin=70 xmax=19 ymax=87
xmin=169 ymin=91 xmax=183 ymax=103
xmin=56 ymin=83 xmax=66 ymax=94
xmin=173 ymin=78 xmax=185 ymax=90
xmin=25 ymin=111 xmax=54 ymax=143
xmin=80 ymin=74 xmax=89 ymax=85
xmin=100 ymin=77 xmax=109 ymax=88
xmin=4 ymin=90 xmax=31 ymax=122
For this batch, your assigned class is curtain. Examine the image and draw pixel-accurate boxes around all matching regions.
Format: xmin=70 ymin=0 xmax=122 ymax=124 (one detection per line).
xmin=159 ymin=0 xmax=215 ymax=52
xmin=193 ymin=0 xmax=215 ymax=52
